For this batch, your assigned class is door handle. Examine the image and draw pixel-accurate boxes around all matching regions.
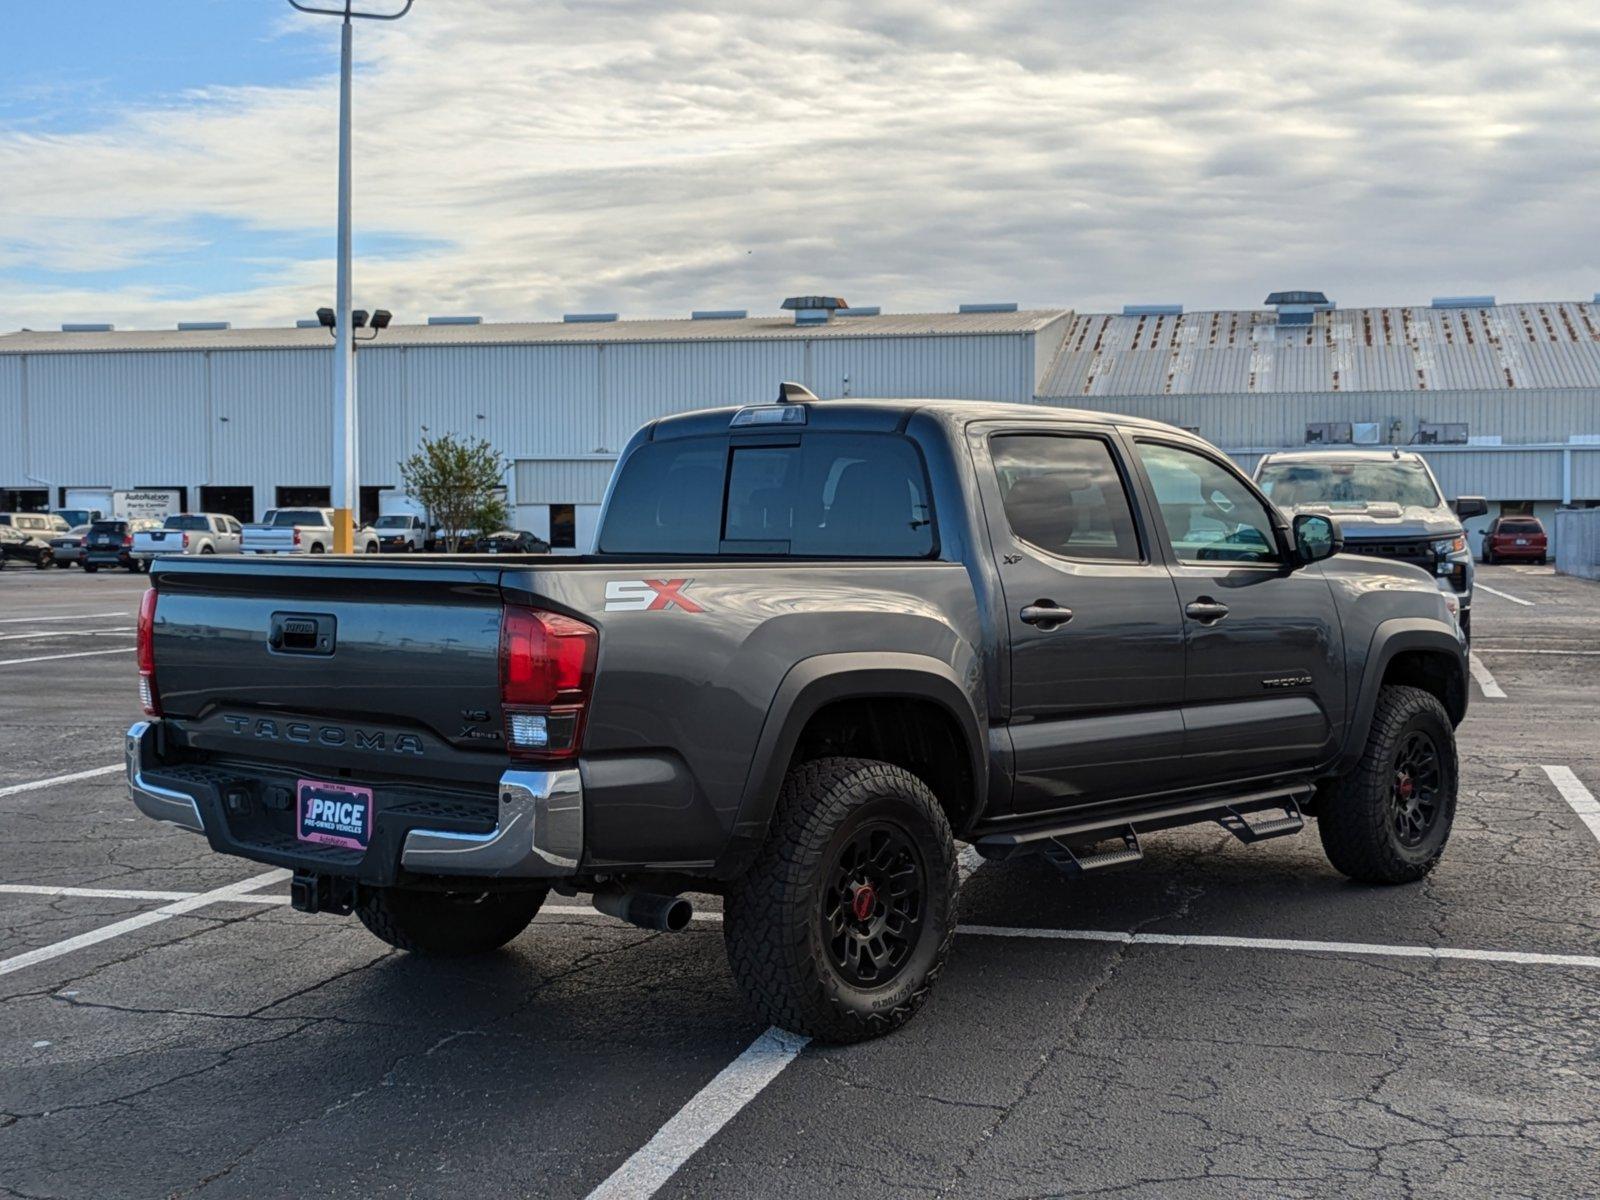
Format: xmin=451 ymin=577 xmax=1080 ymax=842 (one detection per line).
xmin=1020 ymin=602 xmax=1074 ymax=627
xmin=1185 ymin=599 xmax=1230 ymax=623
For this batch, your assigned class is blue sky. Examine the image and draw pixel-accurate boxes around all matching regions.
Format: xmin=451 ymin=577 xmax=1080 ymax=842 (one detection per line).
xmin=3 ymin=1 xmax=1599 ymax=331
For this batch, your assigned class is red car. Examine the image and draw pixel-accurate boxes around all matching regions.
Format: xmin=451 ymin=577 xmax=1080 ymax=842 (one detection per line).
xmin=1481 ymin=516 xmax=1548 ymax=564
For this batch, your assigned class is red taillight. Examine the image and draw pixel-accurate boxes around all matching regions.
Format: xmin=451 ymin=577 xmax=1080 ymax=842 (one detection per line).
xmin=123 ymin=533 xmax=133 ymax=547
xmin=181 ymin=532 xmax=190 ymax=549
xmin=293 ymin=527 xmax=302 ymax=546
xmin=137 ymin=588 xmax=160 ymax=717
xmin=499 ymin=606 xmax=597 ymax=761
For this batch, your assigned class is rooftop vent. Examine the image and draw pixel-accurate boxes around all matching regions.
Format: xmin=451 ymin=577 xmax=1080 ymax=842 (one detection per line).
xmin=1265 ymin=290 xmax=1332 ymax=327
xmin=959 ymin=302 xmax=1018 ymax=314
xmin=61 ymin=323 xmax=113 ymax=333
xmin=177 ymin=321 xmax=230 ymax=331
xmin=781 ymin=296 xmax=847 ymax=325
xmin=691 ymin=309 xmax=747 ymax=320
xmin=426 ymin=315 xmax=482 ymax=326
xmin=838 ymin=306 xmax=881 ymax=317
xmin=563 ymin=312 xmax=618 ymax=323
xmin=1432 ymin=295 xmax=1495 ymax=309
xmin=1123 ymin=304 xmax=1182 ymax=316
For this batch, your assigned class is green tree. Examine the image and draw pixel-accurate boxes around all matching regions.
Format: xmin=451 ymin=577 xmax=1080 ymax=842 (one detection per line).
xmin=398 ymin=432 xmax=508 ymax=553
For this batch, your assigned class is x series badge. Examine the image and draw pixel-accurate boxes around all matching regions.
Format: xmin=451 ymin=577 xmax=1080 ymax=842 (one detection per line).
xmin=603 ymin=578 xmax=705 ymax=613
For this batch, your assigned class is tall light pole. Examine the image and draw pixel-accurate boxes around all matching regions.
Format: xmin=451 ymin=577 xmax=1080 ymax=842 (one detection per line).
xmin=288 ymin=0 xmax=413 ymax=552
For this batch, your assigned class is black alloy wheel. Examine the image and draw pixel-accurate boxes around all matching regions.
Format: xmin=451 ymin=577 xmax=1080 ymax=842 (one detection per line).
xmin=822 ymin=820 xmax=927 ymax=988
xmin=1390 ymin=730 xmax=1443 ymax=847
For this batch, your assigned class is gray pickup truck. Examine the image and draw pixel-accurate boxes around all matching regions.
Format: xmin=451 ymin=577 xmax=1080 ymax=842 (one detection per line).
xmin=127 ymin=392 xmax=1468 ymax=1042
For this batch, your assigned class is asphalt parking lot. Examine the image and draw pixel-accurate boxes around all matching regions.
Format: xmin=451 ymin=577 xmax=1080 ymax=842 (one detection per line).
xmin=1 ymin=563 xmax=1597 ymax=1199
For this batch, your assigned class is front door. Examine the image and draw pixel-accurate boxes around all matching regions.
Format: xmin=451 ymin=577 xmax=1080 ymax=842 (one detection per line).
xmin=1130 ymin=438 xmax=1344 ymax=784
xmin=975 ymin=426 xmax=1188 ymax=814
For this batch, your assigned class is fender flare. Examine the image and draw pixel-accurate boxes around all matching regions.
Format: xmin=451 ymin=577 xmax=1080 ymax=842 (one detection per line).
xmin=1338 ymin=618 xmax=1468 ymax=773
xmin=719 ymin=652 xmax=986 ymax=876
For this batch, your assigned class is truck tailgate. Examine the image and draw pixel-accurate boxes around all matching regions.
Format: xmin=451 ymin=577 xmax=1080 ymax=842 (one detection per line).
xmin=151 ymin=557 xmax=508 ymax=786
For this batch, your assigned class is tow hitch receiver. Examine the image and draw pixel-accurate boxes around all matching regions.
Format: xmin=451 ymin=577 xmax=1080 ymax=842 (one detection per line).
xmin=290 ymin=871 xmax=357 ymax=915
xmin=1215 ymin=798 xmax=1305 ymax=844
xmin=1040 ymin=826 xmax=1143 ymax=877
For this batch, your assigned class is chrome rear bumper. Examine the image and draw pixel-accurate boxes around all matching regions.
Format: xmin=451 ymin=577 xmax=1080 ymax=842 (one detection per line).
xmin=125 ymin=721 xmax=582 ymax=878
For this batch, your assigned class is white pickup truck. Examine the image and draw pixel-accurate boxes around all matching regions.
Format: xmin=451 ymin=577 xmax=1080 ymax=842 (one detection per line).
xmin=131 ymin=513 xmax=244 ymax=569
xmin=241 ymin=508 xmax=380 ymax=555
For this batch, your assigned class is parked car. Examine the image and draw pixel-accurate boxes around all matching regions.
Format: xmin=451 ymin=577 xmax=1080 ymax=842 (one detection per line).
xmin=0 ymin=523 xmax=54 ymax=569
xmin=53 ymin=508 xmax=102 ymax=528
xmin=132 ymin=513 xmax=244 ymax=567
xmin=371 ymin=513 xmax=430 ymax=553
xmin=1480 ymin=515 xmax=1547 ymax=564
xmin=479 ymin=529 xmax=550 ymax=554
xmin=241 ymin=509 xmax=380 ymax=555
xmin=49 ymin=525 xmax=91 ymax=568
xmin=128 ymin=394 xmax=1468 ymax=1044
xmin=1254 ymin=449 xmax=1486 ymax=641
xmin=0 ymin=512 xmax=72 ymax=537
xmin=83 ymin=518 xmax=162 ymax=573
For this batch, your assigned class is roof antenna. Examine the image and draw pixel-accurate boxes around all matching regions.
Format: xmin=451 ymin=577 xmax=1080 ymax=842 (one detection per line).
xmin=778 ymin=381 xmax=819 ymax=403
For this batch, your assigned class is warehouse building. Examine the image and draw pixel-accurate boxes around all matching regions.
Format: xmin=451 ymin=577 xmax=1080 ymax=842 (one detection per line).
xmin=2 ymin=291 xmax=1598 ymax=550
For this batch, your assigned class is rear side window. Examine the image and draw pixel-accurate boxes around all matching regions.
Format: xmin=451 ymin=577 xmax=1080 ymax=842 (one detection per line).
xmin=990 ymin=434 xmax=1141 ymax=562
xmin=599 ymin=433 xmax=935 ymax=557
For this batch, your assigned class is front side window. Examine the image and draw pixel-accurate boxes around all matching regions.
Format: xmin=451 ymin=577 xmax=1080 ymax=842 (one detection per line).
xmin=1139 ymin=442 xmax=1280 ymax=565
xmin=990 ymin=434 xmax=1141 ymax=563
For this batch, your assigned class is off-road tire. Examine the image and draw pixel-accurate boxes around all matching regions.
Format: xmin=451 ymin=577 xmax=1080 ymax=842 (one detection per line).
xmin=1319 ymin=685 xmax=1457 ymax=884
xmin=355 ymin=886 xmax=547 ymax=956
xmin=723 ymin=757 xmax=958 ymax=1044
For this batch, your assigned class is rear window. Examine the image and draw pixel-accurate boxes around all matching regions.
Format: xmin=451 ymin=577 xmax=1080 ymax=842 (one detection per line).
xmin=599 ymin=433 xmax=935 ymax=558
xmin=271 ymin=510 xmax=325 ymax=527
xmin=1499 ymin=519 xmax=1542 ymax=533
xmin=90 ymin=520 xmax=128 ymax=533
xmin=164 ymin=515 xmax=211 ymax=531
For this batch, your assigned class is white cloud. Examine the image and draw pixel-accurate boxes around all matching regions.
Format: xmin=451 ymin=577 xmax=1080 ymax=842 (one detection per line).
xmin=4 ymin=0 xmax=1600 ymax=330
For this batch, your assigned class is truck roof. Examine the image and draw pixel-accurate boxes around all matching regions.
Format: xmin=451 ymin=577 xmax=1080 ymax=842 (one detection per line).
xmin=1258 ymin=448 xmax=1425 ymax=464
xmin=647 ymin=397 xmax=1190 ymax=441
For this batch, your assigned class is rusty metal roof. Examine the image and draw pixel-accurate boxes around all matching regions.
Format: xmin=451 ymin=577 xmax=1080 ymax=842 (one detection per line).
xmin=1039 ymin=301 xmax=1600 ymax=397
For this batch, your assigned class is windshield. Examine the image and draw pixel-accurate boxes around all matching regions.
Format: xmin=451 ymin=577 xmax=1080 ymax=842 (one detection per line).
xmin=374 ymin=515 xmax=413 ymax=529
xmin=1257 ymin=459 xmax=1441 ymax=509
xmin=271 ymin=510 xmax=325 ymax=527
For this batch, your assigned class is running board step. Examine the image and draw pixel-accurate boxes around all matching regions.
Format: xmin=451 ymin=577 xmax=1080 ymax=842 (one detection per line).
xmin=1040 ymin=827 xmax=1143 ymax=878
xmin=1215 ymin=799 xmax=1305 ymax=844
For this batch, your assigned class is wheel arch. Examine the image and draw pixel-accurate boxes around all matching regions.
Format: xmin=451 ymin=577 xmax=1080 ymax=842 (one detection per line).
xmin=1338 ymin=620 xmax=1467 ymax=774
xmin=721 ymin=653 xmax=987 ymax=876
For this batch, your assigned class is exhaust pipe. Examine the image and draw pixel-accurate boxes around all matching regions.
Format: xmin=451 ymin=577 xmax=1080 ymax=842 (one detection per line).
xmin=592 ymin=888 xmax=693 ymax=932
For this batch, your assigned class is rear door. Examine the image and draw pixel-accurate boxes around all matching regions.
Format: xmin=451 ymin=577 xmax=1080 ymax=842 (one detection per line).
xmin=971 ymin=423 xmax=1188 ymax=813
xmin=1129 ymin=437 xmax=1344 ymax=783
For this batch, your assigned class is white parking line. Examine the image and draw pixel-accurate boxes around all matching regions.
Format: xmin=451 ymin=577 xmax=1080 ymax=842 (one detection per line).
xmin=1468 ymin=652 xmax=1506 ymax=699
xmin=1475 ymin=582 xmax=1534 ymax=606
xmin=1542 ymin=766 xmax=1600 ymax=848
xmin=0 ymin=870 xmax=288 ymax=978
xmin=0 ymin=764 xmax=123 ymax=799
xmin=0 ymin=627 xmax=135 ymax=641
xmin=0 ymin=611 xmax=128 ymax=624
xmin=584 ymin=1027 xmax=810 ymax=1200
xmin=0 ymin=883 xmax=287 ymax=904
xmin=0 ymin=647 xmax=134 ymax=667
xmin=1473 ymin=648 xmax=1600 ymax=656
xmin=959 ymin=925 xmax=1600 ymax=969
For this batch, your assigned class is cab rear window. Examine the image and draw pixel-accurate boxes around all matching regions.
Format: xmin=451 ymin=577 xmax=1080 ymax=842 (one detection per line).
xmin=599 ymin=434 xmax=935 ymax=557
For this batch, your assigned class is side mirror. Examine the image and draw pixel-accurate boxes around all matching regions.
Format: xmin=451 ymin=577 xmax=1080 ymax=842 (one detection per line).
xmin=1293 ymin=513 xmax=1342 ymax=566
xmin=1453 ymin=496 xmax=1488 ymax=520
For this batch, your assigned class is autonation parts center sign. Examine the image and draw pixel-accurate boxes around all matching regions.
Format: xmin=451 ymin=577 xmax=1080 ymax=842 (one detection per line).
xmin=114 ymin=490 xmax=182 ymax=520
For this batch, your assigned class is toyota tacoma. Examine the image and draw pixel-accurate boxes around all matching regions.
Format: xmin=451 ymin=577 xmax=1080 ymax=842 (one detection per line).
xmin=127 ymin=390 xmax=1468 ymax=1042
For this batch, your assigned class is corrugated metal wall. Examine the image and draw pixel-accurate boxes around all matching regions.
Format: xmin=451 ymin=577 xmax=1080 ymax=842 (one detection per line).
xmin=512 ymin=459 xmax=617 ymax=505
xmin=1 ymin=331 xmax=1040 ymax=517
xmin=1050 ymin=387 xmax=1600 ymax=449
